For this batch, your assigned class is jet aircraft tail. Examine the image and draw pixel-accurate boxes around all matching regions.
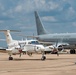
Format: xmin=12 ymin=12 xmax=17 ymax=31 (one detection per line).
xmin=34 ymin=11 xmax=47 ymax=35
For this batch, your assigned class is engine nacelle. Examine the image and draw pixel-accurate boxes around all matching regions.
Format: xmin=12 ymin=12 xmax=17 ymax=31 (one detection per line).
xmin=58 ymin=45 xmax=63 ymax=51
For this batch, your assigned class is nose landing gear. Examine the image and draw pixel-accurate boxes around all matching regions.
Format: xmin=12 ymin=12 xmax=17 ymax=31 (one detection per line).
xmin=41 ymin=56 xmax=46 ymax=60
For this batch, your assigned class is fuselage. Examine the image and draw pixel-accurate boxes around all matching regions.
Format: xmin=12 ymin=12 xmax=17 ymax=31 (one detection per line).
xmin=37 ymin=33 xmax=76 ymax=45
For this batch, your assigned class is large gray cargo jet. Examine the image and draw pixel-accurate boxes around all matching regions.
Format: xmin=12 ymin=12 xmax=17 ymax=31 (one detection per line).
xmin=34 ymin=11 xmax=76 ymax=54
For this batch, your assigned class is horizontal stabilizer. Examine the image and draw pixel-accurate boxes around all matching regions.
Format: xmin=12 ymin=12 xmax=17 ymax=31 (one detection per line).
xmin=0 ymin=30 xmax=21 ymax=32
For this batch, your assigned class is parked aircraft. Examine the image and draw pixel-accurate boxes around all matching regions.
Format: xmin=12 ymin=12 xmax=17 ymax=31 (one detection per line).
xmin=34 ymin=11 xmax=76 ymax=54
xmin=0 ymin=30 xmax=46 ymax=60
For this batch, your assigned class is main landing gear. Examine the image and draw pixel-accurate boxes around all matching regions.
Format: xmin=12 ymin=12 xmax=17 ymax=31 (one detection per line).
xmin=41 ymin=51 xmax=46 ymax=61
xmin=9 ymin=56 xmax=13 ymax=60
xmin=70 ymin=49 xmax=75 ymax=54
xmin=8 ymin=55 xmax=13 ymax=60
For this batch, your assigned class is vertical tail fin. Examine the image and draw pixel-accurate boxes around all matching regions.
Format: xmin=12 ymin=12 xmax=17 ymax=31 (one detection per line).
xmin=0 ymin=30 xmax=21 ymax=49
xmin=0 ymin=30 xmax=13 ymax=44
xmin=4 ymin=30 xmax=13 ymax=44
xmin=34 ymin=11 xmax=47 ymax=35
xmin=0 ymin=30 xmax=20 ymax=44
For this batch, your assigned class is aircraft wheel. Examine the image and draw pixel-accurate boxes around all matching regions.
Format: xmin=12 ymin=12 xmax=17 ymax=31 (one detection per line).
xmin=70 ymin=49 xmax=75 ymax=54
xmin=9 ymin=57 xmax=13 ymax=60
xmin=41 ymin=56 xmax=46 ymax=61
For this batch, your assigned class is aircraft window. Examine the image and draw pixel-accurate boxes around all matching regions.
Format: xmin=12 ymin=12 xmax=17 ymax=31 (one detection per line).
xmin=31 ymin=41 xmax=39 ymax=44
xmin=28 ymin=42 xmax=31 ymax=44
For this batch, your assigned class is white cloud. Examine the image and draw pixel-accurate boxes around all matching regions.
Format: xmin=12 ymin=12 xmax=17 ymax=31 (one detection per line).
xmin=15 ymin=23 xmax=23 ymax=26
xmin=0 ymin=20 xmax=4 ymax=23
xmin=14 ymin=5 xmax=22 ymax=12
xmin=11 ymin=0 xmax=60 ymax=13
xmin=65 ymin=7 xmax=76 ymax=20
xmin=20 ymin=25 xmax=34 ymax=30
xmin=0 ymin=3 xmax=4 ymax=11
xmin=72 ymin=22 xmax=76 ymax=27
xmin=48 ymin=1 xmax=59 ymax=10
xmin=68 ymin=7 xmax=75 ymax=15
xmin=0 ymin=0 xmax=76 ymax=24
xmin=42 ymin=16 xmax=57 ymax=22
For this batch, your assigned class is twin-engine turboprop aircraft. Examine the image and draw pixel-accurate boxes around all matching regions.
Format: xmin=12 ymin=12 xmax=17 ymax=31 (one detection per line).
xmin=0 ymin=30 xmax=46 ymax=60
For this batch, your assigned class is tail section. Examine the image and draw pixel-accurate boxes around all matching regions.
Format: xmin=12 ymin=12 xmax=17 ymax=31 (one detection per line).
xmin=34 ymin=11 xmax=47 ymax=35
xmin=0 ymin=30 xmax=13 ymax=44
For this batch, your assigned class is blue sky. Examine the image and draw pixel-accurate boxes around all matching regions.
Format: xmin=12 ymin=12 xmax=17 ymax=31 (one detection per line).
xmin=0 ymin=0 xmax=76 ymax=47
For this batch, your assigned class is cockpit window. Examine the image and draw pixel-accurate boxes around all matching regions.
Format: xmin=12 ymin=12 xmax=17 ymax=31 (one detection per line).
xmin=31 ymin=41 xmax=39 ymax=44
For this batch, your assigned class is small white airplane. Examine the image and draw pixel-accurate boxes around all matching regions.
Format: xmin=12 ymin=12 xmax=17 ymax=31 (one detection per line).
xmin=0 ymin=30 xmax=46 ymax=60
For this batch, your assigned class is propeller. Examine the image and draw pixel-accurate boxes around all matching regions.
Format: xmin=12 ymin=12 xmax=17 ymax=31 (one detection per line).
xmin=18 ymin=43 xmax=23 ymax=57
xmin=53 ymin=41 xmax=59 ymax=56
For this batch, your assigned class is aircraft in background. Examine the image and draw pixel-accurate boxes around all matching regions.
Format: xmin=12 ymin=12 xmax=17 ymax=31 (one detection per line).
xmin=34 ymin=11 xmax=76 ymax=54
xmin=0 ymin=30 xmax=46 ymax=60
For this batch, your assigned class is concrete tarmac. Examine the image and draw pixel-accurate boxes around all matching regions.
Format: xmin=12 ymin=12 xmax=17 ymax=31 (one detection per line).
xmin=0 ymin=53 xmax=76 ymax=75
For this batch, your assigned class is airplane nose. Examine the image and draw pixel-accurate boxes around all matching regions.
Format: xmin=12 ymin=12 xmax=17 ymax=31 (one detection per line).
xmin=40 ymin=45 xmax=45 ymax=50
xmin=36 ymin=45 xmax=45 ymax=51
